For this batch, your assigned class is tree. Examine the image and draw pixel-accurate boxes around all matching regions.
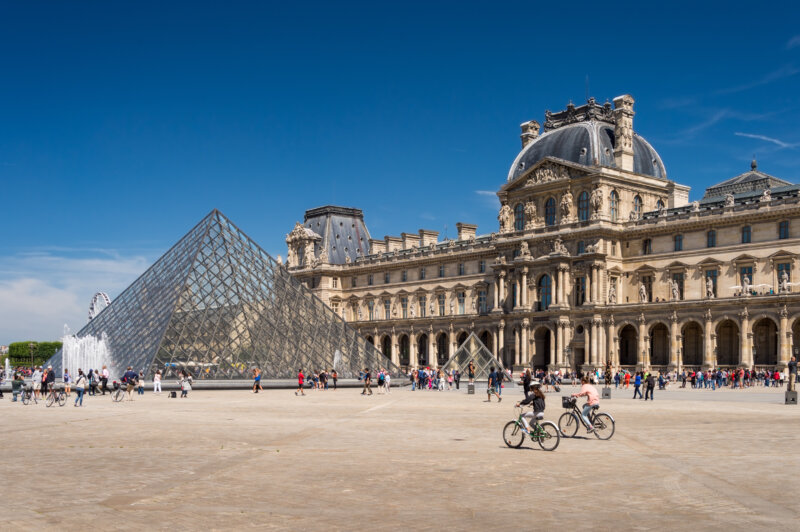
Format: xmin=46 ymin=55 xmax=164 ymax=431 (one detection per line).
xmin=8 ymin=341 xmax=62 ymax=367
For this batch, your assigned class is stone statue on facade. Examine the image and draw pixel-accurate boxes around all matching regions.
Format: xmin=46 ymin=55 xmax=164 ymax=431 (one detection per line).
xmin=449 ymin=298 xmax=455 ymax=315
xmin=345 ymin=254 xmax=352 ymax=264
xmin=519 ymin=241 xmax=531 ymax=257
xmin=639 ymin=283 xmax=647 ymax=303
xmin=608 ymin=284 xmax=617 ymax=305
xmin=552 ymin=237 xmax=568 ymax=255
xmin=318 ymin=246 xmax=329 ymax=264
xmin=706 ymin=277 xmax=715 ymax=298
xmin=691 ymin=201 xmax=700 ymax=212
xmin=524 ymin=200 xmax=537 ymax=229
xmin=781 ymin=270 xmax=790 ymax=293
xmin=742 ymin=274 xmax=752 ymax=295
xmin=724 ymin=193 xmax=735 ymax=207
xmin=671 ymin=280 xmax=679 ymax=301
xmin=629 ymin=210 xmax=639 ymax=221
xmin=429 ymin=297 xmax=435 ymax=315
xmin=498 ymin=203 xmax=513 ymax=233
xmin=760 ymin=188 xmax=772 ymax=203
xmin=559 ymin=190 xmax=573 ymax=220
xmin=392 ymin=304 xmax=398 ymax=318
xmin=357 ymin=305 xmax=363 ymax=321
xmin=590 ymin=185 xmax=603 ymax=215
xmin=410 ymin=303 xmax=416 ymax=318
xmin=276 ymin=254 xmax=283 ymax=265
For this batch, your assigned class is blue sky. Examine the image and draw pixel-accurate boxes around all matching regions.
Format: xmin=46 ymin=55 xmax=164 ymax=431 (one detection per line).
xmin=2 ymin=1 xmax=800 ymax=343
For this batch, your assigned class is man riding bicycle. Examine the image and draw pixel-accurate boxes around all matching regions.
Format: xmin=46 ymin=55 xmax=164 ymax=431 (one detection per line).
xmin=571 ymin=376 xmax=600 ymax=433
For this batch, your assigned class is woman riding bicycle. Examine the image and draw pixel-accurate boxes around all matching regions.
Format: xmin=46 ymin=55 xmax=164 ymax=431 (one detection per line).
xmin=515 ymin=385 xmax=546 ymax=432
xmin=571 ymin=377 xmax=600 ymax=433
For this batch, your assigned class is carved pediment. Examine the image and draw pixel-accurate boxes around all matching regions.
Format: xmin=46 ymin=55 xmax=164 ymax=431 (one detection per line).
xmin=503 ymin=158 xmax=590 ymax=193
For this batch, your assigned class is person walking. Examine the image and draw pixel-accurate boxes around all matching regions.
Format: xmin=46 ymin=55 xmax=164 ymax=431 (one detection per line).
xmin=252 ymin=368 xmax=262 ymax=393
xmin=153 ymin=370 xmax=162 ymax=394
xmin=101 ymin=365 xmax=110 ymax=395
xmin=624 ymin=371 xmax=631 ymax=389
xmin=644 ymin=372 xmax=655 ymax=401
xmin=788 ymin=356 xmax=797 ymax=392
xmin=522 ymin=368 xmax=532 ymax=398
xmin=468 ymin=361 xmax=475 ymax=384
xmin=31 ymin=366 xmax=42 ymax=400
xmin=486 ymin=367 xmax=501 ymax=402
xmin=74 ymin=369 xmax=86 ymax=407
xmin=123 ymin=366 xmax=137 ymax=401
xmin=454 ymin=369 xmax=461 ymax=390
xmin=295 ymin=369 xmax=305 ymax=396
xmin=180 ymin=371 xmax=192 ymax=398
xmin=361 ymin=367 xmax=372 ymax=395
xmin=63 ymin=369 xmax=71 ymax=397
xmin=633 ymin=372 xmax=643 ymax=399
xmin=384 ymin=370 xmax=391 ymax=394
xmin=331 ymin=369 xmax=337 ymax=391
xmin=11 ymin=373 xmax=24 ymax=402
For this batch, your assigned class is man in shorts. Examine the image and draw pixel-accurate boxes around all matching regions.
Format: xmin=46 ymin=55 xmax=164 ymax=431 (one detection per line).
xmin=31 ymin=366 xmax=42 ymax=399
xmin=295 ymin=369 xmax=305 ymax=396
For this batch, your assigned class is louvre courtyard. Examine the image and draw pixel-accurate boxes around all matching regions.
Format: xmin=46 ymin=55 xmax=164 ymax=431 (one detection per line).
xmin=2 ymin=386 xmax=797 ymax=530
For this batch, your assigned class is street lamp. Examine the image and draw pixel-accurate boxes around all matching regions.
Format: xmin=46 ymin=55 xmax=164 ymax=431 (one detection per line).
xmin=28 ymin=342 xmax=35 ymax=370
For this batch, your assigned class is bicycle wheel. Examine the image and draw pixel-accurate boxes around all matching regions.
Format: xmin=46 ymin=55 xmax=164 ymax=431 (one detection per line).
xmin=112 ymin=389 xmax=124 ymax=402
xmin=503 ymin=421 xmax=525 ymax=448
xmin=58 ymin=392 xmax=67 ymax=407
xmin=536 ymin=421 xmax=560 ymax=451
xmin=46 ymin=393 xmax=55 ymax=407
xmin=558 ymin=412 xmax=578 ymax=438
xmin=592 ymin=413 xmax=615 ymax=440
xmin=22 ymin=392 xmax=30 ymax=405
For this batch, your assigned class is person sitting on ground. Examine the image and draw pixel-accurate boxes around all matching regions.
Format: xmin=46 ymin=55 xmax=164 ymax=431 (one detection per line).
xmin=515 ymin=384 xmax=546 ymax=433
xmin=571 ymin=377 xmax=600 ymax=433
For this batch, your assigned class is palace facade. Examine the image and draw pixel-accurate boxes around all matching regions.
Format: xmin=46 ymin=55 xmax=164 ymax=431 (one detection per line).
xmin=285 ymin=95 xmax=800 ymax=373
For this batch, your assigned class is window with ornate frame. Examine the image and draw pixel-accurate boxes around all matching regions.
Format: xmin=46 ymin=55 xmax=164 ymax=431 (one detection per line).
xmin=545 ymin=197 xmax=556 ymax=226
xmin=514 ymin=203 xmax=524 ymax=231
xmin=578 ymin=191 xmax=590 ymax=221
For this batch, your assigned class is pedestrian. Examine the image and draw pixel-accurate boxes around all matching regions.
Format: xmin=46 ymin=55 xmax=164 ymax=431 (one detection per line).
xmin=331 ymin=369 xmax=337 ymax=391
xmin=614 ymin=371 xmax=620 ymax=389
xmin=486 ymin=366 xmax=501 ymax=402
xmin=137 ymin=372 xmax=145 ymax=395
xmin=74 ymin=369 xmax=86 ymax=407
xmin=295 ymin=369 xmax=305 ymax=396
xmin=153 ymin=370 xmax=162 ymax=394
xmin=633 ymin=372 xmax=643 ymax=399
xmin=180 ymin=371 xmax=192 ymax=398
xmin=123 ymin=366 xmax=137 ymax=401
xmin=101 ymin=364 xmax=110 ymax=395
xmin=87 ymin=369 xmax=97 ymax=395
xmin=468 ymin=361 xmax=475 ymax=384
xmin=31 ymin=366 xmax=42 ymax=400
xmin=788 ymin=356 xmax=798 ymax=392
xmin=644 ymin=372 xmax=655 ymax=401
xmin=11 ymin=373 xmax=24 ymax=402
xmin=63 ymin=369 xmax=71 ymax=397
xmin=522 ymin=368 xmax=532 ymax=398
xmin=454 ymin=369 xmax=461 ymax=390
xmin=377 ymin=369 xmax=385 ymax=394
xmin=361 ymin=367 xmax=372 ymax=395
xmin=252 ymin=368 xmax=262 ymax=393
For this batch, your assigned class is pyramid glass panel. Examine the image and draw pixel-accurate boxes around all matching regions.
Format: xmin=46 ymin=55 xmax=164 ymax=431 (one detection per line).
xmin=48 ymin=210 xmax=399 ymax=381
xmin=441 ymin=332 xmax=503 ymax=381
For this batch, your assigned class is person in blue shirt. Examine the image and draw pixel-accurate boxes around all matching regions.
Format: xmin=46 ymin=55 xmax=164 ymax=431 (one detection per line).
xmin=632 ymin=372 xmax=643 ymax=399
xmin=486 ymin=367 xmax=502 ymax=402
xmin=122 ymin=366 xmax=138 ymax=401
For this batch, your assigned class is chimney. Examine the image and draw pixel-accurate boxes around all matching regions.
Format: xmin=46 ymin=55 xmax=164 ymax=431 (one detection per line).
xmin=401 ymin=232 xmax=421 ymax=250
xmin=456 ymin=222 xmax=478 ymax=241
xmin=418 ymin=229 xmax=439 ymax=247
xmin=612 ymin=94 xmax=635 ymax=172
xmin=520 ymin=120 xmax=540 ymax=148
xmin=384 ymin=236 xmax=402 ymax=252
xmin=369 ymin=239 xmax=386 ymax=255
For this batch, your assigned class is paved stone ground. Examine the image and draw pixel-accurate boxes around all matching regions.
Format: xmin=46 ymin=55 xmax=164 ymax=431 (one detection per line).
xmin=1 ymin=384 xmax=797 ymax=530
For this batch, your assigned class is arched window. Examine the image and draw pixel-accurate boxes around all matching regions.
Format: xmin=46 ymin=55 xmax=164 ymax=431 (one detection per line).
xmin=537 ymin=275 xmax=552 ymax=311
xmin=514 ymin=203 xmax=524 ymax=231
xmin=578 ymin=191 xmax=590 ymax=221
xmin=610 ymin=190 xmax=619 ymax=221
xmin=633 ymin=195 xmax=642 ymax=217
xmin=656 ymin=199 xmax=665 ymax=210
xmin=544 ymin=197 xmax=556 ymax=226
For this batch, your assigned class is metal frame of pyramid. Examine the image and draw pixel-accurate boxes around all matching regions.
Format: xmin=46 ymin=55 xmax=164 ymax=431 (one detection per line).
xmin=441 ymin=332 xmax=503 ymax=381
xmin=46 ymin=210 xmax=401 ymax=381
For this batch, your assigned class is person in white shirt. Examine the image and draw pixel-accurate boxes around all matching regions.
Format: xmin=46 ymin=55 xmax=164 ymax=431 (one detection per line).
xmin=101 ymin=365 xmax=110 ymax=395
xmin=153 ymin=370 xmax=162 ymax=394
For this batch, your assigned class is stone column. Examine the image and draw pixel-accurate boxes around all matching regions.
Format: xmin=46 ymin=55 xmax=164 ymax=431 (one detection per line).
xmin=514 ymin=276 xmax=520 ymax=309
xmin=429 ymin=332 xmax=437 ymax=368
xmin=669 ymin=311 xmax=679 ymax=369
xmin=637 ymin=313 xmax=647 ymax=369
xmin=492 ymin=278 xmax=499 ymax=311
xmin=498 ymin=320 xmax=506 ymax=365
xmin=521 ymin=318 xmax=529 ymax=366
xmin=498 ymin=271 xmax=506 ymax=311
xmin=410 ymin=333 xmax=418 ymax=368
xmin=586 ymin=271 xmax=592 ymax=305
xmin=391 ymin=331 xmax=399 ymax=366
xmin=520 ymin=268 xmax=528 ymax=308
xmin=492 ymin=328 xmax=498 ymax=358
xmin=779 ymin=305 xmax=790 ymax=367
xmin=606 ymin=316 xmax=615 ymax=368
xmin=514 ymin=327 xmax=521 ymax=366
xmin=549 ymin=327 xmax=557 ymax=367
xmin=557 ymin=268 xmax=564 ymax=305
xmin=591 ymin=319 xmax=599 ymax=366
xmin=592 ymin=266 xmax=599 ymax=303
xmin=740 ymin=308 xmax=751 ymax=367
xmin=704 ymin=309 xmax=714 ymax=369
xmin=556 ymin=323 xmax=564 ymax=366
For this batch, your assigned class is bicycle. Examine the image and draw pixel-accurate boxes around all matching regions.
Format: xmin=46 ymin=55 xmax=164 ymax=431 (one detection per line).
xmin=503 ymin=405 xmax=560 ymax=451
xmin=45 ymin=385 xmax=67 ymax=407
xmin=111 ymin=381 xmax=125 ymax=402
xmin=558 ymin=397 xmax=615 ymax=440
xmin=21 ymin=386 xmax=38 ymax=405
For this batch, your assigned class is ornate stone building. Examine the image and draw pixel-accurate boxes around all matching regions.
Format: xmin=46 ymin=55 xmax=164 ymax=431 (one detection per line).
xmin=286 ymin=95 xmax=800 ymax=373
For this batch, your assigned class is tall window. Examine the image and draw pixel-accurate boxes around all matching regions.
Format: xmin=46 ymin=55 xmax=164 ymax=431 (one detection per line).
xmin=610 ymin=190 xmax=619 ymax=221
xmin=740 ymin=266 xmax=753 ymax=292
xmin=401 ymin=297 xmax=408 ymax=318
xmin=545 ymin=197 xmax=556 ymax=226
xmin=479 ymin=260 xmax=486 ymax=273
xmin=383 ymin=299 xmax=391 ymax=320
xmin=351 ymin=277 xmax=357 ymax=287
xmin=401 ymin=270 xmax=408 ymax=282
xmin=656 ymin=199 xmax=665 ymax=210
xmin=419 ymin=295 xmax=426 ymax=318
xmin=457 ymin=291 xmax=466 ymax=315
xmin=458 ymin=263 xmax=465 ymax=276
xmin=511 ymin=283 xmax=517 ymax=308
xmin=707 ymin=230 xmax=716 ymax=248
xmin=367 ymin=300 xmax=374 ymax=320
xmin=742 ymin=225 xmax=751 ymax=244
xmin=332 ymin=277 xmax=338 ymax=288
xmin=577 ymin=241 xmax=585 ymax=254
xmin=674 ymin=234 xmax=683 ymax=252
xmin=705 ymin=270 xmax=718 ymax=298
xmin=439 ymin=264 xmax=445 ymax=278
xmin=575 ymin=276 xmax=586 ymax=306
xmin=538 ymin=275 xmax=552 ymax=311
xmin=437 ymin=294 xmax=445 ymax=316
xmin=642 ymin=275 xmax=653 ymax=302
xmin=642 ymin=238 xmax=652 ymax=255
xmin=367 ymin=274 xmax=373 ymax=286
xmin=514 ymin=203 xmax=524 ymax=231
xmin=779 ymin=220 xmax=789 ymax=240
xmin=578 ymin=191 xmax=590 ymax=221
xmin=671 ymin=272 xmax=684 ymax=300
xmin=633 ymin=195 xmax=642 ymax=218
xmin=419 ymin=267 xmax=426 ymax=280
xmin=331 ymin=301 xmax=339 ymax=315
xmin=384 ymin=272 xmax=390 ymax=283
xmin=478 ymin=290 xmax=487 ymax=313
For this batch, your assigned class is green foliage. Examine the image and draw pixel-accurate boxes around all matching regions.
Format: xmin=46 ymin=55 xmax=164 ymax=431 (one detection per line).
xmin=8 ymin=341 xmax=62 ymax=367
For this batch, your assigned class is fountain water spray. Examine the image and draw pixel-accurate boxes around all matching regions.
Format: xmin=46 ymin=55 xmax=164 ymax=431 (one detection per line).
xmin=61 ymin=324 xmax=113 ymax=378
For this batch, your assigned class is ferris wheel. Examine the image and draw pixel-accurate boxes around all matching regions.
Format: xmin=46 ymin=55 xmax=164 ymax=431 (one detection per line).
xmin=88 ymin=292 xmax=112 ymax=320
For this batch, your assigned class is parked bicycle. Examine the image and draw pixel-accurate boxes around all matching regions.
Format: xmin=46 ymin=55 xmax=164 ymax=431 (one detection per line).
xmin=503 ymin=405 xmax=560 ymax=451
xmin=21 ymin=386 xmax=37 ymax=405
xmin=45 ymin=385 xmax=67 ymax=407
xmin=111 ymin=381 xmax=125 ymax=402
xmin=558 ymin=397 xmax=615 ymax=440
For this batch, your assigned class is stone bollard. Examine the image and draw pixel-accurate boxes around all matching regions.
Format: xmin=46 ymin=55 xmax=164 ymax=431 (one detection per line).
xmin=786 ymin=391 xmax=797 ymax=405
xmin=468 ymin=382 xmax=475 ymax=395
xmin=602 ymin=387 xmax=612 ymax=399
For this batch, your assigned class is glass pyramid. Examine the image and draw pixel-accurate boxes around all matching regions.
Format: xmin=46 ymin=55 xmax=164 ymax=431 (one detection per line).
xmin=441 ymin=332 xmax=503 ymax=381
xmin=46 ymin=210 xmax=399 ymax=381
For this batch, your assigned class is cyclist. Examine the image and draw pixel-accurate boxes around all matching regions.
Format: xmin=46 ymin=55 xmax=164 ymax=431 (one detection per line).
xmin=45 ymin=365 xmax=56 ymax=398
xmin=571 ymin=376 xmax=600 ymax=433
xmin=515 ymin=384 xmax=545 ymax=433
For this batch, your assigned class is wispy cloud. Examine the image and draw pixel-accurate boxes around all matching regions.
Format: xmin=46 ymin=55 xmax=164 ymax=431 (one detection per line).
xmin=787 ymin=35 xmax=800 ymax=49
xmin=716 ymin=64 xmax=800 ymax=94
xmin=475 ymin=190 xmax=499 ymax=210
xmin=734 ymin=132 xmax=799 ymax=149
xmin=682 ymin=109 xmax=729 ymax=137
xmin=0 ymin=249 xmax=152 ymax=344
xmin=475 ymin=190 xmax=496 ymax=196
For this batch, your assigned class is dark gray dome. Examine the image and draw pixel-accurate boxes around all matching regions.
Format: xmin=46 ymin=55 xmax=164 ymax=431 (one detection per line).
xmin=507 ymin=121 xmax=667 ymax=181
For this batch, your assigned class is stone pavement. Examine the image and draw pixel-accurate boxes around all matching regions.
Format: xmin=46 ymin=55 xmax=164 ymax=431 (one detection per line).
xmin=1 ymin=385 xmax=797 ymax=530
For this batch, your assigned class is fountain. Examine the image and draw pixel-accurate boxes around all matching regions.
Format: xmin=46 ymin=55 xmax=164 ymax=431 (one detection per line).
xmin=4 ymin=357 xmax=10 ymax=380
xmin=61 ymin=324 xmax=113 ymax=378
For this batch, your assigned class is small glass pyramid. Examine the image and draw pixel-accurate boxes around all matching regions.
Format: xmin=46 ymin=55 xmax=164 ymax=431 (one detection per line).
xmin=441 ymin=332 xmax=503 ymax=381
xmin=46 ymin=210 xmax=399 ymax=381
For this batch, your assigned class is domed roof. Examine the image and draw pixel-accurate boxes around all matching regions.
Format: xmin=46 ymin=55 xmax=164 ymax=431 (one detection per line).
xmin=507 ymin=118 xmax=667 ymax=182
